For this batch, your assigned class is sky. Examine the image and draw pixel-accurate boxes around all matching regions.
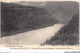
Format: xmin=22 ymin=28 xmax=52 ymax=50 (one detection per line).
xmin=1 ymin=0 xmax=79 ymax=3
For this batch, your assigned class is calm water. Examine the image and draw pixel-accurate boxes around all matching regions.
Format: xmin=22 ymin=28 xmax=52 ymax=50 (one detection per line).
xmin=1 ymin=24 xmax=64 ymax=46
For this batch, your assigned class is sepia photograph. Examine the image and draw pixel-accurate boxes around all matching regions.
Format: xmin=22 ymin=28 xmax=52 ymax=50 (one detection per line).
xmin=0 ymin=0 xmax=79 ymax=50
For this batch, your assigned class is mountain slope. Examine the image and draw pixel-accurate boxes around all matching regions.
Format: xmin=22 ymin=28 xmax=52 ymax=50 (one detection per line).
xmin=43 ymin=14 xmax=79 ymax=45
xmin=1 ymin=2 xmax=57 ymax=37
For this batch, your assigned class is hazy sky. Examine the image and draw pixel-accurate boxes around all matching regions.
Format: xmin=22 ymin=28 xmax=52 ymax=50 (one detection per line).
xmin=2 ymin=0 xmax=79 ymax=3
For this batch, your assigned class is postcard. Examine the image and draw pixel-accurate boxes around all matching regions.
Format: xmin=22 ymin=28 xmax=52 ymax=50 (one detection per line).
xmin=0 ymin=0 xmax=79 ymax=51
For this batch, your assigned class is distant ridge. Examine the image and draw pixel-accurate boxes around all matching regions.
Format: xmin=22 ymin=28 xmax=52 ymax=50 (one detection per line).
xmin=11 ymin=1 xmax=79 ymax=16
xmin=11 ymin=1 xmax=46 ymax=7
xmin=11 ymin=1 xmax=79 ymax=24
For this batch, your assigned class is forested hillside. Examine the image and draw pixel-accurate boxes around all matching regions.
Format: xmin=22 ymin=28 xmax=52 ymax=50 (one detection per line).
xmin=1 ymin=2 xmax=57 ymax=37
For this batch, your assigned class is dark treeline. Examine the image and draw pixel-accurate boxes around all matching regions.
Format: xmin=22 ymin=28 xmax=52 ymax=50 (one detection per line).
xmin=43 ymin=13 xmax=79 ymax=45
